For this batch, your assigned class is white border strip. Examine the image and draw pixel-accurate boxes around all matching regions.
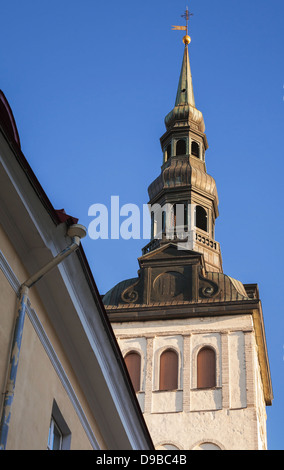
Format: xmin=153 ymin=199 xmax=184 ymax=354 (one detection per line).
xmin=0 ymin=249 xmax=100 ymax=450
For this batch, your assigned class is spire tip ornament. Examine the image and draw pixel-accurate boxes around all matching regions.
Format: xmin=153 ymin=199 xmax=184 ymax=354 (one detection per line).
xmin=172 ymin=6 xmax=193 ymax=45
xmin=183 ymin=35 xmax=191 ymax=45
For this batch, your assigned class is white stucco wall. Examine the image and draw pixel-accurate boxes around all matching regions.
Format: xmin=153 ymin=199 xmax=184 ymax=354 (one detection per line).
xmin=113 ymin=315 xmax=268 ymax=450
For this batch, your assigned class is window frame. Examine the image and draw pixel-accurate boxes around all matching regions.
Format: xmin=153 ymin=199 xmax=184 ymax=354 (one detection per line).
xmin=159 ymin=348 xmax=179 ymax=391
xmin=191 ymin=141 xmax=200 ymax=158
xmin=196 ymin=346 xmax=217 ymax=390
xmin=47 ymin=400 xmax=71 ymax=450
xmin=124 ymin=350 xmax=142 ymax=393
xmin=175 ymin=139 xmax=187 ymax=156
xmin=164 ymin=142 xmax=172 ymax=162
xmin=195 ymin=205 xmax=208 ymax=232
xmin=47 ymin=417 xmax=63 ymax=450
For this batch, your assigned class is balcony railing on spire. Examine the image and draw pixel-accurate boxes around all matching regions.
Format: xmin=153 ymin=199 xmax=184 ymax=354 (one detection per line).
xmin=142 ymin=227 xmax=220 ymax=256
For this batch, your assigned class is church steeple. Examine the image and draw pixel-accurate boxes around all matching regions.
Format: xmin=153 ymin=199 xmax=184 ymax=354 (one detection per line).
xmin=165 ymin=7 xmax=205 ymax=133
xmin=164 ymin=37 xmax=205 ymax=135
xmin=103 ymin=12 xmax=273 ymax=451
xmin=143 ymin=15 xmax=222 ymax=273
xmin=175 ymin=42 xmax=195 ymax=108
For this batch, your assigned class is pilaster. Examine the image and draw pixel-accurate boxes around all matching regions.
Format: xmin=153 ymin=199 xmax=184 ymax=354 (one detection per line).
xmin=244 ymin=331 xmax=256 ymax=407
xmin=144 ymin=337 xmax=154 ymax=414
xmin=221 ymin=331 xmax=230 ymax=409
xmin=183 ymin=334 xmax=191 ymax=412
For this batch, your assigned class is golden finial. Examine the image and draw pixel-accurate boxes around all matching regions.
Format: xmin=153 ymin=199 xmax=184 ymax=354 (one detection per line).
xmin=183 ymin=35 xmax=191 ymax=45
xmin=172 ymin=6 xmax=193 ymax=45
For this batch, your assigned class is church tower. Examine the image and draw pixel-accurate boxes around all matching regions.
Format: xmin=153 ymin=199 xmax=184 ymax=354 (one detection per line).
xmin=103 ymin=10 xmax=273 ymax=450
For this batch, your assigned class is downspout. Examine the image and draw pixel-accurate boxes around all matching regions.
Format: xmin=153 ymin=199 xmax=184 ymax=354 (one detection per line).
xmin=0 ymin=224 xmax=86 ymax=450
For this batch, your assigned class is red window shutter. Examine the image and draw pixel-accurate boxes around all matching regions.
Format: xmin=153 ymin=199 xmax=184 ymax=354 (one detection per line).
xmin=159 ymin=349 xmax=178 ymax=391
xmin=197 ymin=347 xmax=216 ymax=389
xmin=124 ymin=352 xmax=141 ymax=392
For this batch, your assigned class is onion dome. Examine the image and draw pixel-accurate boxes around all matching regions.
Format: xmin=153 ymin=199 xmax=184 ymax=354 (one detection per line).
xmin=148 ymin=156 xmax=218 ymax=205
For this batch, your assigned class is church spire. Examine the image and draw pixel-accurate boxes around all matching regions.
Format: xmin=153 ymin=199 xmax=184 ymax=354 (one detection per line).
xmin=165 ymin=9 xmax=205 ymax=133
xmin=144 ymin=9 xmax=222 ymax=273
xmin=172 ymin=7 xmax=195 ymax=108
xmin=175 ymin=43 xmax=195 ymax=108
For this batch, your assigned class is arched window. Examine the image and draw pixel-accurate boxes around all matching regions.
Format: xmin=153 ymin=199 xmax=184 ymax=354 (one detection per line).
xmin=191 ymin=141 xmax=200 ymax=158
xmin=176 ymin=139 xmax=186 ymax=156
xmin=151 ymin=212 xmax=155 ymax=239
xmin=124 ymin=351 xmax=141 ymax=393
xmin=197 ymin=347 xmax=216 ymax=389
xmin=193 ymin=442 xmax=221 ymax=450
xmin=195 ymin=206 xmax=208 ymax=232
xmin=165 ymin=143 xmax=171 ymax=161
xmin=156 ymin=444 xmax=180 ymax=450
xmin=171 ymin=203 xmax=188 ymax=233
xmin=159 ymin=349 xmax=178 ymax=391
xmin=162 ymin=209 xmax=166 ymax=234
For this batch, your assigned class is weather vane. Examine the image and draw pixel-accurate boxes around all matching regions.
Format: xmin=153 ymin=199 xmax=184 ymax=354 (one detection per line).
xmin=172 ymin=6 xmax=193 ymax=45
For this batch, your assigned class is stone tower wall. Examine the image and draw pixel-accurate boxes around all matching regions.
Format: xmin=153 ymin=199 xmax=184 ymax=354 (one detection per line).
xmin=113 ymin=314 xmax=267 ymax=450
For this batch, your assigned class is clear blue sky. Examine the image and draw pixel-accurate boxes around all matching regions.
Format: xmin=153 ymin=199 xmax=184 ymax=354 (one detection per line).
xmin=0 ymin=0 xmax=283 ymax=450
